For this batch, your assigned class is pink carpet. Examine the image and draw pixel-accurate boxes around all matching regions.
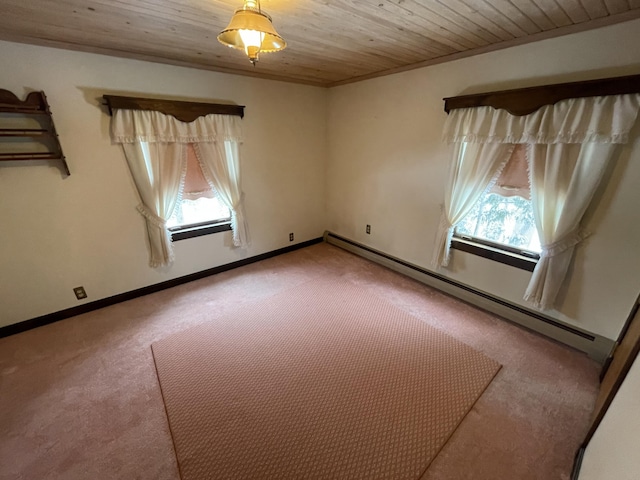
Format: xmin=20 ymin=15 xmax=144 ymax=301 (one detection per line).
xmin=152 ymin=280 xmax=501 ymax=479
xmin=0 ymin=243 xmax=601 ymax=479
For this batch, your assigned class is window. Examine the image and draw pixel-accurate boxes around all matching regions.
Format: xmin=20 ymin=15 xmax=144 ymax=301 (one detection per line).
xmin=168 ymin=144 xmax=232 ymax=241
xmin=452 ymin=144 xmax=540 ymax=270
xmin=440 ymin=87 xmax=640 ymax=309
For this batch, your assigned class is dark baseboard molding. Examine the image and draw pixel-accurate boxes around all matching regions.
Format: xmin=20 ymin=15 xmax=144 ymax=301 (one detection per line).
xmin=0 ymin=237 xmax=323 ymax=339
xmin=571 ymin=447 xmax=585 ymax=480
xmin=324 ymin=231 xmax=613 ymax=363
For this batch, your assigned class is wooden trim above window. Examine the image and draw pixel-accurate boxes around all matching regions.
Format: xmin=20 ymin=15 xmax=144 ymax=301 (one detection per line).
xmin=103 ymin=95 xmax=244 ymax=122
xmin=443 ymin=73 xmax=640 ymax=116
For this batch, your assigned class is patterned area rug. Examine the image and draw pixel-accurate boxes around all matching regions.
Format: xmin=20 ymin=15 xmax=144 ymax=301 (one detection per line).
xmin=152 ymin=280 xmax=501 ymax=480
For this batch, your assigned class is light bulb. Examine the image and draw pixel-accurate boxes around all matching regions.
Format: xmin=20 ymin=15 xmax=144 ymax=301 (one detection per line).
xmin=238 ymin=29 xmax=265 ymax=63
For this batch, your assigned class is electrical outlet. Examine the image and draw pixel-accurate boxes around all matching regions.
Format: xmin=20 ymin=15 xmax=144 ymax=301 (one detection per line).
xmin=366 ymin=224 xmax=371 ymax=234
xmin=289 ymin=232 xmax=294 ymax=242
xmin=73 ymin=286 xmax=87 ymax=300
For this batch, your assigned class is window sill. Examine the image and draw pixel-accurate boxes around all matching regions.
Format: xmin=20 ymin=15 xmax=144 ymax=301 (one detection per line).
xmin=170 ymin=222 xmax=232 ymax=241
xmin=451 ymin=237 xmax=538 ymax=272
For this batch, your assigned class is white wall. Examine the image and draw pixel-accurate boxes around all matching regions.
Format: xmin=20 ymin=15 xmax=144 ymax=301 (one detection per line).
xmin=327 ymin=19 xmax=640 ymax=341
xmin=579 ymin=350 xmax=640 ymax=479
xmin=0 ymin=42 xmax=327 ymax=328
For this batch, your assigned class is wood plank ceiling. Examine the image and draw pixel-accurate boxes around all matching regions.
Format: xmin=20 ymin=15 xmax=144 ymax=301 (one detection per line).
xmin=1 ymin=0 xmax=639 ymax=87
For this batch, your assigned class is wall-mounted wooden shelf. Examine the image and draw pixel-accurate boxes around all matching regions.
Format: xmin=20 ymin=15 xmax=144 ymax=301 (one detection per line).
xmin=0 ymin=89 xmax=69 ymax=176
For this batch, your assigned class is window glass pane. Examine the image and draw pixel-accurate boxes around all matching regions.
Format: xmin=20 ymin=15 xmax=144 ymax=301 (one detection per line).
xmin=455 ymin=192 xmax=541 ymax=253
xmin=167 ymin=196 xmax=231 ymax=229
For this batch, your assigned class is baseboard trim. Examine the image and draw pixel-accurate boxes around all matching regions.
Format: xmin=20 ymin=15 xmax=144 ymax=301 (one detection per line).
xmin=0 ymin=237 xmax=323 ymax=339
xmin=325 ymin=231 xmax=613 ymax=363
xmin=571 ymin=446 xmax=585 ymax=480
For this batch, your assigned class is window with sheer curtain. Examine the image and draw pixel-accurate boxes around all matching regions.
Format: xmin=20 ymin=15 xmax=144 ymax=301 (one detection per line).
xmin=110 ymin=109 xmax=249 ymax=268
xmin=454 ymin=144 xmax=541 ymax=259
xmin=435 ymin=94 xmax=640 ymax=310
xmin=167 ymin=143 xmax=232 ymax=237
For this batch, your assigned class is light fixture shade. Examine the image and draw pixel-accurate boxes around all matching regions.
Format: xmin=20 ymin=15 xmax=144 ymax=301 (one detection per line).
xmin=218 ymin=8 xmax=286 ymax=58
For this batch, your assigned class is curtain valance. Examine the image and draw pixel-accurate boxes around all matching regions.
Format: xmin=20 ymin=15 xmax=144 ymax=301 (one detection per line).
xmin=111 ymin=109 xmax=243 ymax=144
xmin=442 ymin=94 xmax=640 ymax=145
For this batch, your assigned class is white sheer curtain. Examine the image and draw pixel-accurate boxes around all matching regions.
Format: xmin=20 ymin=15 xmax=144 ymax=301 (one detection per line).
xmin=440 ymin=94 xmax=640 ymax=309
xmin=524 ymin=142 xmax=616 ymax=309
xmin=194 ymin=140 xmax=249 ymax=247
xmin=120 ymin=141 xmax=186 ymax=267
xmin=111 ymin=109 xmax=246 ymax=267
xmin=432 ymin=142 xmax=514 ymax=267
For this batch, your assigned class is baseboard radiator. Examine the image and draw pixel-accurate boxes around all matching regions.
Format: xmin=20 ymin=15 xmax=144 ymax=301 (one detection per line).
xmin=324 ymin=231 xmax=613 ymax=363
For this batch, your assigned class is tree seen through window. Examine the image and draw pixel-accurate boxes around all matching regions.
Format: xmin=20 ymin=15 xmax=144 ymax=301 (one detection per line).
xmin=455 ymin=192 xmax=541 ymax=254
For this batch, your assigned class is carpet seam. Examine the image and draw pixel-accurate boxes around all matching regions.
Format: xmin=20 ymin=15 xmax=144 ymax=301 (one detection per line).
xmin=151 ymin=343 xmax=186 ymax=480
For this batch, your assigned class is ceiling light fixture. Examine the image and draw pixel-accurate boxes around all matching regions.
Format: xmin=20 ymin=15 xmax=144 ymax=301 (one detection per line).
xmin=217 ymin=0 xmax=286 ymax=65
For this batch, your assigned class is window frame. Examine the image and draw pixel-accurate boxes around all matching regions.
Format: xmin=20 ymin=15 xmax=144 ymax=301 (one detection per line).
xmin=451 ymin=233 xmax=539 ymax=272
xmin=449 ymin=143 xmax=539 ymax=272
xmin=165 ymin=142 xmax=233 ymax=242
xmin=169 ymin=219 xmax=232 ymax=241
